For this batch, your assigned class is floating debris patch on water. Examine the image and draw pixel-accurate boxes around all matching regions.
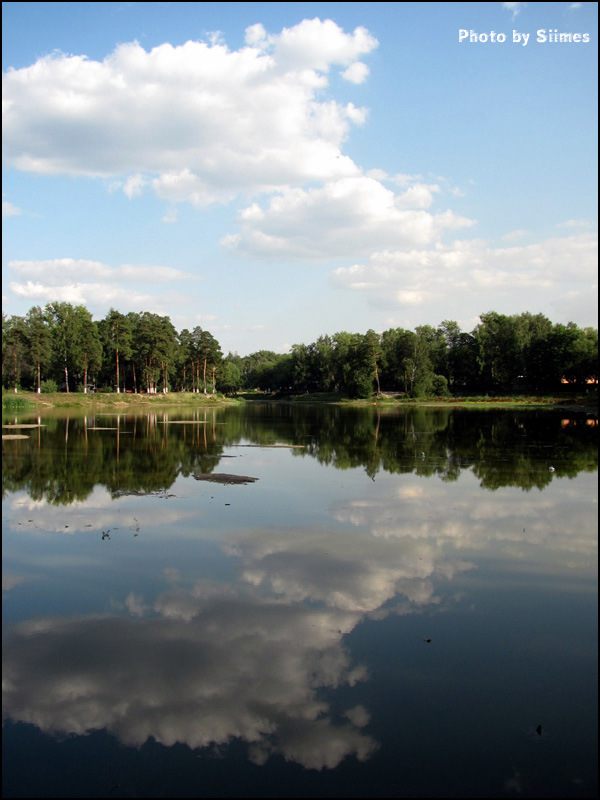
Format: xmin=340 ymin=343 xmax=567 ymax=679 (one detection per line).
xmin=2 ymin=424 xmax=46 ymax=428
xmin=112 ymin=489 xmax=177 ymax=498
xmin=233 ymin=444 xmax=305 ymax=449
xmin=192 ymin=473 xmax=259 ymax=484
xmin=156 ymin=420 xmax=226 ymax=424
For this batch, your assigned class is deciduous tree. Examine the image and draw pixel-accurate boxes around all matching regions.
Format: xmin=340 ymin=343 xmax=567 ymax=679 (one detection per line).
xmin=24 ymin=307 xmax=53 ymax=393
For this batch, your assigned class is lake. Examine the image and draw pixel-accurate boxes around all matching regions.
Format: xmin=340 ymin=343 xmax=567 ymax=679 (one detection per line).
xmin=2 ymin=403 xmax=598 ymax=798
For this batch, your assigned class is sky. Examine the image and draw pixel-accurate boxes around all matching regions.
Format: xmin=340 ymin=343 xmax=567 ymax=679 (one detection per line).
xmin=2 ymin=1 xmax=598 ymax=356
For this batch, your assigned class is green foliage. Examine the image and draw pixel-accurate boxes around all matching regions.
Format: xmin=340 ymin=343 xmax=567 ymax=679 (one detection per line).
xmin=2 ymin=391 xmax=34 ymax=410
xmin=432 ymin=374 xmax=451 ymax=397
xmin=217 ymin=360 xmax=242 ymax=395
xmin=45 ymin=301 xmax=79 ymax=391
xmin=100 ymin=309 xmax=133 ymax=392
xmin=2 ymin=304 xmax=597 ymax=400
xmin=75 ymin=306 xmax=103 ymax=390
xmin=40 ymin=379 xmax=58 ymax=393
xmin=2 ymin=313 xmax=28 ymax=392
xmin=25 ymin=306 xmax=53 ymax=392
xmin=330 ymin=331 xmax=375 ymax=397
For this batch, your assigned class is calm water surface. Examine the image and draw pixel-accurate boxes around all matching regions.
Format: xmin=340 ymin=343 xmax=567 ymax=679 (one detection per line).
xmin=2 ymin=404 xmax=598 ymax=798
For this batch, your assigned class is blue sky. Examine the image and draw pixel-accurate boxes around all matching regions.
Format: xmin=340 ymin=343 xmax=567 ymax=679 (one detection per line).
xmin=2 ymin=1 xmax=597 ymax=355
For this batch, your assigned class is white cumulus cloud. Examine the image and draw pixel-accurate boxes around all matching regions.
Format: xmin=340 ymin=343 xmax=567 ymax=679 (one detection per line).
xmin=223 ymin=176 xmax=474 ymax=260
xmin=2 ymin=201 xmax=23 ymax=217
xmin=6 ymin=258 xmax=201 ymax=320
xmin=502 ymin=2 xmax=523 ymax=20
xmin=331 ymin=232 xmax=598 ymax=326
xmin=2 ymin=20 xmax=378 ymax=206
xmin=341 ymin=62 xmax=370 ymax=84
xmin=8 ymin=257 xmax=194 ymax=285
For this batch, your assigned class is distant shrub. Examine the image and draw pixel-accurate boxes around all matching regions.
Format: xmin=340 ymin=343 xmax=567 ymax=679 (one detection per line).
xmin=97 ymin=386 xmax=114 ymax=393
xmin=40 ymin=379 xmax=58 ymax=394
xmin=432 ymin=375 xmax=451 ymax=397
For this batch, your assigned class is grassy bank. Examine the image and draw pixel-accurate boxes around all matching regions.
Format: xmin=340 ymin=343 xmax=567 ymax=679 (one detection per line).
xmin=2 ymin=390 xmax=243 ymax=412
xmin=3 ymin=388 xmax=596 ymax=414
xmin=243 ymin=390 xmax=597 ymax=411
xmin=1 ymin=393 xmax=36 ymax=412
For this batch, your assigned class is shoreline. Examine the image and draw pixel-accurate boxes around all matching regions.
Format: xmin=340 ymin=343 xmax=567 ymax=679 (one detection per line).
xmin=3 ymin=390 xmax=596 ymax=415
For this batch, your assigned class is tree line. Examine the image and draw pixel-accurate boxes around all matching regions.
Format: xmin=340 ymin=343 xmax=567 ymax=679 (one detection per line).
xmin=227 ymin=313 xmax=597 ymax=396
xmin=2 ymin=304 xmax=598 ymax=397
xmin=2 ymin=304 xmax=222 ymax=396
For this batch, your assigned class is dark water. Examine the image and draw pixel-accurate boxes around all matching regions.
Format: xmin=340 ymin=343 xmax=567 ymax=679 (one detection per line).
xmin=2 ymin=403 xmax=597 ymax=798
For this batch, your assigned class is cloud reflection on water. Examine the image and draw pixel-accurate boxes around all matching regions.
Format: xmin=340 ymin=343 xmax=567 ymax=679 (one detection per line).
xmin=2 ymin=496 xmax=476 ymax=768
xmin=3 ymin=583 xmax=377 ymax=769
xmin=2 ymin=411 xmax=597 ymax=776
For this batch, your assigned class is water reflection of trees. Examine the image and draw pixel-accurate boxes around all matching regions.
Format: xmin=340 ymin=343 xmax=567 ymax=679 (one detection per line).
xmin=2 ymin=412 xmax=232 ymax=504
xmin=273 ymin=406 xmax=597 ymax=490
xmin=2 ymin=406 xmax=596 ymax=503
